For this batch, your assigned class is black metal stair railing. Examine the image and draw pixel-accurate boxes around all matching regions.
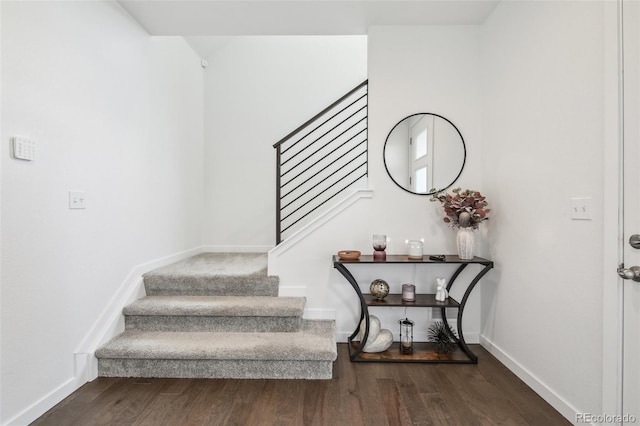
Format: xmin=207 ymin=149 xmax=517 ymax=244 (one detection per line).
xmin=274 ymin=80 xmax=368 ymax=244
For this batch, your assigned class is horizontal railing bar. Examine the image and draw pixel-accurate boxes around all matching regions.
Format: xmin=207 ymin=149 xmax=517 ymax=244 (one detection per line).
xmin=281 ymin=93 xmax=367 ymax=156
xmin=281 ymin=162 xmax=367 ymax=222
xmin=281 ymin=132 xmax=366 ymax=189
xmin=273 ymin=80 xmax=368 ymax=149
xmin=282 ymin=167 xmax=367 ymax=231
xmin=281 ymin=170 xmax=367 ymax=233
xmin=282 ymin=114 xmax=366 ymax=173
xmin=281 ymin=150 xmax=366 ymax=210
xmin=282 ymin=105 xmax=367 ymax=167
xmin=281 ymin=137 xmax=366 ymax=196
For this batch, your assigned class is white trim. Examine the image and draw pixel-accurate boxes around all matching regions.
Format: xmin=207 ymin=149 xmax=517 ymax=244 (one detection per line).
xmin=336 ymin=331 xmax=480 ymax=344
xmin=480 ymin=335 xmax=580 ymax=424
xmin=268 ymin=189 xmax=373 ymax=275
xmin=303 ymin=308 xmax=336 ymax=320
xmin=75 ymin=246 xmax=205 ymax=358
xmin=1 ymin=248 xmax=208 ymax=426
xmin=2 ymin=376 xmax=86 ymax=426
xmin=74 ymin=352 xmax=93 ymax=383
xmin=0 ymin=351 xmax=100 ymax=426
xmin=201 ymin=245 xmax=273 ymax=253
xmin=278 ymin=285 xmax=307 ymax=297
xmin=602 ymin=0 xmax=624 ymax=417
xmin=337 ymin=331 xmax=352 ymax=343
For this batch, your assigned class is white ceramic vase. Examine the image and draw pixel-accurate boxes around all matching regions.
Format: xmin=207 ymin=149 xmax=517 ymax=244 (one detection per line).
xmin=456 ymin=227 xmax=476 ymax=259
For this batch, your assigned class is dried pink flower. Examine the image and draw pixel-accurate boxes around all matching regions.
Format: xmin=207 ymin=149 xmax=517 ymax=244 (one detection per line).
xmin=430 ymin=188 xmax=491 ymax=229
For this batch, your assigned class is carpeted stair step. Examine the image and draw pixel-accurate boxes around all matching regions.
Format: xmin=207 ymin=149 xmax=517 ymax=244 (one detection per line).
xmin=95 ymin=320 xmax=337 ymax=380
xmin=97 ymin=253 xmax=337 ymax=380
xmin=124 ymin=295 xmax=305 ymax=332
xmin=143 ymin=253 xmax=278 ymax=296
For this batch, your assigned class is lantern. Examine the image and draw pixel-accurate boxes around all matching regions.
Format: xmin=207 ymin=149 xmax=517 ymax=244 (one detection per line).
xmin=399 ymin=318 xmax=414 ymax=354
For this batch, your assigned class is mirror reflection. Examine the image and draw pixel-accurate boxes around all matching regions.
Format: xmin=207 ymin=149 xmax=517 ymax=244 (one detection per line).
xmin=383 ymin=113 xmax=466 ymax=195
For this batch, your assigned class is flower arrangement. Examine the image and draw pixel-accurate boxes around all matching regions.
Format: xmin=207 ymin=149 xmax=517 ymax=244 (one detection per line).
xmin=430 ymin=188 xmax=490 ymax=229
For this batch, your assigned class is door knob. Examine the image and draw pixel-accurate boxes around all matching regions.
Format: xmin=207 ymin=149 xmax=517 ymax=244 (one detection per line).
xmin=617 ymin=263 xmax=640 ymax=281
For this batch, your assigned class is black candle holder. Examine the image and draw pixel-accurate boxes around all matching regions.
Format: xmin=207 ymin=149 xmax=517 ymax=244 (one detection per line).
xmin=373 ymin=234 xmax=387 ymax=260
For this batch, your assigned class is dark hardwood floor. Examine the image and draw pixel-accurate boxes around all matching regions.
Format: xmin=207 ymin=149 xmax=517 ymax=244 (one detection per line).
xmin=32 ymin=344 xmax=570 ymax=425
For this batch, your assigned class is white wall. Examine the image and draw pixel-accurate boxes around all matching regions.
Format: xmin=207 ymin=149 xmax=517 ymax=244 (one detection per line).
xmin=0 ymin=2 xmax=204 ymax=424
xmin=0 ymin=2 xmax=613 ymax=423
xmin=368 ymin=26 xmax=483 ymax=196
xmin=480 ymin=1 xmax=605 ymax=418
xmin=273 ymin=8 xmax=610 ymax=419
xmin=271 ymin=25 xmax=485 ymax=344
xmin=364 ymin=25 xmax=485 ymax=339
xmin=202 ymin=36 xmax=367 ymax=250
xmin=0 ymin=2 xmax=3 ymax=422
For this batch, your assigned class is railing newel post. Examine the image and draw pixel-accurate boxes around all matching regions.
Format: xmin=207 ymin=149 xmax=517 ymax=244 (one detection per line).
xmin=276 ymin=144 xmax=282 ymax=245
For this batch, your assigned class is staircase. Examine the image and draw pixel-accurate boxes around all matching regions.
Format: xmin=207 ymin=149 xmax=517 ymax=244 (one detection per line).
xmin=95 ymin=253 xmax=337 ymax=379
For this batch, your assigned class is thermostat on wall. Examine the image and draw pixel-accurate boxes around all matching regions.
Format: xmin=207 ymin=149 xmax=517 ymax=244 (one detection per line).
xmin=12 ymin=136 xmax=36 ymax=161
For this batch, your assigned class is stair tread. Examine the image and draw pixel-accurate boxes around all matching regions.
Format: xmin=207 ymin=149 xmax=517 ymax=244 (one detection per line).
xmin=143 ymin=253 xmax=278 ymax=297
xmin=96 ymin=321 xmax=336 ymax=361
xmin=124 ymin=296 xmax=305 ymax=317
xmin=144 ymin=253 xmax=271 ymax=279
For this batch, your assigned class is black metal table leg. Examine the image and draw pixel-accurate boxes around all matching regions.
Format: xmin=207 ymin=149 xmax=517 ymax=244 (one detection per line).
xmin=334 ymin=262 xmax=370 ymax=361
xmin=455 ymin=263 xmax=494 ymax=363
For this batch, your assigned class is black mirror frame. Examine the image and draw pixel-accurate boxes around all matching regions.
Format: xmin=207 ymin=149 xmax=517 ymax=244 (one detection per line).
xmin=383 ymin=113 xmax=467 ymax=196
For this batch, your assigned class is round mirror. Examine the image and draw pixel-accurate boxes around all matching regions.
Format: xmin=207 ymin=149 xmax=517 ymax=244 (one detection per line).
xmin=383 ymin=113 xmax=466 ymax=195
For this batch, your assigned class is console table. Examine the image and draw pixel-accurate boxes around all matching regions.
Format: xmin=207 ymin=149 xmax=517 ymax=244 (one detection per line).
xmin=333 ymin=254 xmax=493 ymax=363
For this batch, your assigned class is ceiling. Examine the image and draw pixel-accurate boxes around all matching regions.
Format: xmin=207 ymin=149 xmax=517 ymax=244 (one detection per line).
xmin=118 ymin=0 xmax=500 ymax=58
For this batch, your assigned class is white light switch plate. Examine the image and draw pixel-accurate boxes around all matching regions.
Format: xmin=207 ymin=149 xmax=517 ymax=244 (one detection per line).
xmin=69 ymin=191 xmax=87 ymax=209
xmin=12 ymin=136 xmax=36 ymax=161
xmin=571 ymin=197 xmax=592 ymax=220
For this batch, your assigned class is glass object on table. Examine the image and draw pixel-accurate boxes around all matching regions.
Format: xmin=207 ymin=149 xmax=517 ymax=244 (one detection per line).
xmin=373 ymin=234 xmax=387 ymax=260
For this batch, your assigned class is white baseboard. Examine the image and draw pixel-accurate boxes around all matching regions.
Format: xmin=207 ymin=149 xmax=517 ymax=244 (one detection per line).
xmin=74 ymin=352 xmax=94 ymax=383
xmin=337 ymin=331 xmax=352 ymax=343
xmin=336 ymin=330 xmax=480 ymax=344
xmin=3 ymin=375 xmax=85 ymax=426
xmin=479 ymin=334 xmax=580 ymax=424
xmin=3 ymin=247 xmax=207 ymax=426
xmin=278 ymin=285 xmax=307 ymax=297
xmin=303 ymin=308 xmax=336 ymax=320
xmin=75 ymin=247 xmax=205 ymax=358
xmin=463 ymin=332 xmax=479 ymax=343
xmin=201 ymin=245 xmax=272 ymax=253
